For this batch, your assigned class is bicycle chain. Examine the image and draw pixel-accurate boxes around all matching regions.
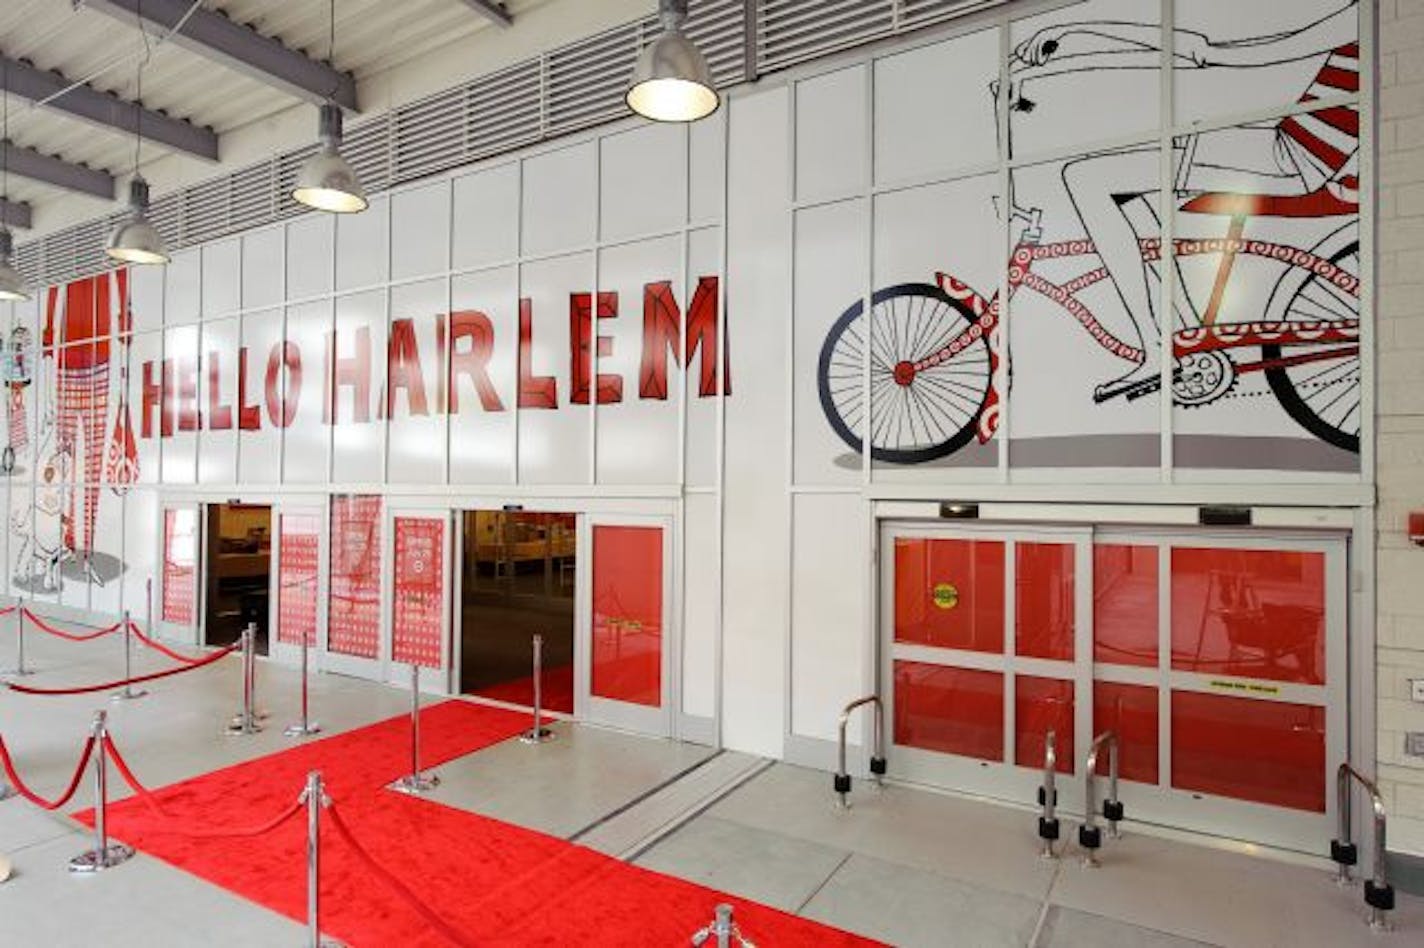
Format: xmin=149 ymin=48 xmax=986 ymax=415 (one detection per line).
xmin=1213 ymin=372 xmax=1356 ymax=404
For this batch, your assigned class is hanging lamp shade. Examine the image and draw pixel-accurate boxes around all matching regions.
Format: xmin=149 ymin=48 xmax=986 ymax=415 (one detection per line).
xmin=106 ymin=176 xmax=169 ymax=266
xmin=626 ymin=0 xmax=719 ymax=123
xmin=0 ymin=227 xmax=28 ymax=301
xmin=293 ymin=103 xmax=367 ymax=213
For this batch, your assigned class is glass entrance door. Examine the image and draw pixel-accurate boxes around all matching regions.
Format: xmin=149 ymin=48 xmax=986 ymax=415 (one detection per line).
xmin=578 ymin=516 xmax=672 ymax=736
xmin=880 ymin=522 xmax=1345 ymax=853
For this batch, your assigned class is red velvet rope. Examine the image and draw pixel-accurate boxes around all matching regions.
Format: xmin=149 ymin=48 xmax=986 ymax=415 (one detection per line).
xmin=127 ymin=623 xmax=214 ymax=666
xmin=0 ymin=605 xmax=15 ymax=617
xmin=324 ymin=801 xmax=475 ymax=948
xmin=21 ymin=608 xmax=121 ymax=642
xmin=5 ymin=642 xmax=239 ymax=696
xmin=0 ymin=734 xmax=95 ymax=811
xmin=103 ymin=737 xmax=305 ymax=839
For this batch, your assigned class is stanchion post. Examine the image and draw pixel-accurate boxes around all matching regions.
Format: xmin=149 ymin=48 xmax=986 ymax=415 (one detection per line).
xmin=303 ymin=770 xmax=341 ymax=947
xmin=6 ymin=599 xmax=32 ymax=677
xmin=112 ymin=609 xmax=148 ymax=701
xmin=390 ymin=664 xmax=439 ymax=794
xmin=519 ymin=633 xmax=553 ymax=744
xmin=691 ymin=904 xmax=753 ymax=947
xmin=226 ymin=625 xmax=263 ymax=736
xmin=145 ymin=576 xmax=154 ymax=645
xmin=68 ymin=710 xmax=134 ymax=873
xmin=285 ymin=604 xmax=321 ymax=738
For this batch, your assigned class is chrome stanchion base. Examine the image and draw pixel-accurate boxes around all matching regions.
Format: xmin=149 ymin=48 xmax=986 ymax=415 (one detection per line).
xmin=518 ymin=726 xmax=553 ymax=744
xmin=0 ymin=783 xmax=16 ymax=802
xmin=67 ymin=843 xmax=134 ymax=873
xmin=284 ymin=720 xmax=322 ymax=738
xmin=1 ymin=667 xmax=34 ymax=677
xmin=225 ymin=715 xmax=264 ymax=736
xmin=388 ymin=772 xmax=440 ymax=795
xmin=111 ymin=686 xmax=149 ymax=702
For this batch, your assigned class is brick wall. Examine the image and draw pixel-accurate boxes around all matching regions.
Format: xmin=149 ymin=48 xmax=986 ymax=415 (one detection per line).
xmin=1376 ymin=0 xmax=1424 ymax=857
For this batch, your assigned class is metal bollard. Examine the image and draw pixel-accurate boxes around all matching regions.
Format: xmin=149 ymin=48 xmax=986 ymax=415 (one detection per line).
xmin=1331 ymin=763 xmax=1394 ymax=931
xmin=832 ymin=695 xmax=886 ymax=809
xmin=112 ymin=609 xmax=148 ymax=701
xmin=303 ymin=771 xmax=342 ymax=947
xmin=691 ymin=903 xmax=755 ymax=947
xmin=519 ymin=634 xmax=553 ymax=744
xmin=1037 ymin=730 xmax=1060 ymax=860
xmin=226 ymin=626 xmax=263 ymax=736
xmin=6 ymin=600 xmax=32 ymax=677
xmin=285 ymin=586 xmax=321 ymax=738
xmin=68 ymin=710 xmax=135 ymax=872
xmin=1078 ymin=730 xmax=1124 ymax=867
xmin=390 ymin=664 xmax=439 ymax=794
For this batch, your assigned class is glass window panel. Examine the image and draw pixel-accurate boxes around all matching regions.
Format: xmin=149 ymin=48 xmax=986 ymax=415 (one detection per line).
xmin=591 ymin=525 xmax=663 ymax=708
xmin=1015 ymin=675 xmax=1074 ymax=774
xmin=1016 ymin=541 xmax=1074 ymax=660
xmin=1171 ymin=547 xmax=1326 ymax=684
xmin=329 ymin=495 xmax=382 ymax=659
xmin=1171 ymin=691 xmax=1325 ymax=812
xmin=1093 ymin=680 xmax=1159 ymax=784
xmin=894 ymin=537 xmax=1004 ymax=652
xmin=893 ymin=660 xmax=1003 ymax=762
xmin=1094 ymin=543 xmax=1158 ymax=667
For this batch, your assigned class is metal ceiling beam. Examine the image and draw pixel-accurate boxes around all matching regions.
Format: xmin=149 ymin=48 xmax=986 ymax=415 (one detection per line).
xmin=1 ymin=141 xmax=115 ymax=200
xmin=0 ymin=55 xmax=219 ymax=161
xmin=0 ymin=198 xmax=32 ymax=230
xmin=456 ymin=0 xmax=514 ymax=29
xmin=83 ymin=0 xmax=359 ymax=112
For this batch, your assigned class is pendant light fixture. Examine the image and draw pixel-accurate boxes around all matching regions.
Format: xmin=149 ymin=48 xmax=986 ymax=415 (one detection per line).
xmin=106 ymin=0 xmax=169 ymax=265
xmin=0 ymin=64 xmax=30 ymax=301
xmin=626 ymin=0 xmax=720 ymax=123
xmin=292 ymin=0 xmax=366 ymax=214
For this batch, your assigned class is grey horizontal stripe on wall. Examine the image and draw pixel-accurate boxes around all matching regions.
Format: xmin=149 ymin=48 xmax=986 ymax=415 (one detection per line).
xmin=1174 ymin=435 xmax=1358 ymax=474
xmin=1008 ymin=434 xmax=1161 ymax=469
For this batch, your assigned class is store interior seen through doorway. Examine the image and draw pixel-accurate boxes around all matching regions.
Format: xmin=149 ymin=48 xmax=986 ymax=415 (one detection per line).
xmin=459 ymin=510 xmax=575 ymax=713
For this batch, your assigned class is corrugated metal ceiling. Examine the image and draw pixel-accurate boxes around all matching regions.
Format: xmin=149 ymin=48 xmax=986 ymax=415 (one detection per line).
xmin=0 ymin=1 xmax=540 ymax=213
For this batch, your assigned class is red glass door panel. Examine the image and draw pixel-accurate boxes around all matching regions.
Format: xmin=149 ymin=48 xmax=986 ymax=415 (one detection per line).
xmin=1093 ymin=544 xmax=1157 ymax=667
xmin=894 ymin=537 xmax=1004 ymax=652
xmin=1171 ymin=690 xmax=1326 ymax=812
xmin=162 ymin=507 xmax=197 ymax=625
xmin=1015 ymin=676 xmax=1074 ymax=774
xmin=329 ymin=495 xmax=382 ymax=659
xmin=277 ymin=513 xmax=319 ymax=647
xmin=591 ymin=525 xmax=663 ymax=708
xmin=1015 ymin=542 xmax=1074 ymax=660
xmin=1170 ymin=547 xmax=1325 ymax=685
xmin=1092 ymin=681 xmax=1159 ymax=784
xmin=392 ymin=516 xmax=444 ymax=669
xmin=893 ymin=660 xmax=1003 ymax=761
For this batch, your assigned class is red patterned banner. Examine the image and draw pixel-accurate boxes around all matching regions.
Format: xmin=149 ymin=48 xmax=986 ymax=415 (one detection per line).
xmin=277 ymin=513 xmax=320 ymax=647
xmin=392 ymin=516 xmax=444 ymax=669
xmin=329 ymin=495 xmax=382 ymax=659
xmin=161 ymin=508 xmax=197 ymax=625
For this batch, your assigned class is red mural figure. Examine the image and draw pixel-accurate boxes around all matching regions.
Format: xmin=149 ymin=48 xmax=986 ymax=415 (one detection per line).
xmin=41 ymin=271 xmax=133 ymax=580
xmin=817 ymin=2 xmax=1362 ymax=465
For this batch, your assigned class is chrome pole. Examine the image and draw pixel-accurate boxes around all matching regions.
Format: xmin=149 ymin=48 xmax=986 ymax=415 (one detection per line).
xmin=68 ymin=710 xmax=134 ymax=872
xmin=520 ymin=633 xmax=553 ymax=744
xmin=146 ymin=576 xmax=154 ymax=647
xmin=1038 ymin=730 xmax=1059 ymax=860
xmin=8 ymin=599 xmax=31 ymax=676
xmin=390 ymin=664 xmax=439 ymax=794
xmin=226 ymin=626 xmax=262 ymax=735
xmin=113 ymin=609 xmax=148 ymax=701
xmin=285 ymin=590 xmax=321 ymax=737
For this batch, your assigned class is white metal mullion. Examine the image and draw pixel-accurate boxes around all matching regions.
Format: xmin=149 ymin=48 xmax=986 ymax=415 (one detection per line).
xmin=1003 ymin=537 xmax=1016 ymax=766
xmin=1158 ymin=537 xmax=1172 ymax=791
xmin=589 ymin=141 xmax=602 ymax=487
xmin=996 ymin=14 xmax=1012 ymax=484
xmin=1159 ymin=0 xmax=1175 ymax=482
xmin=1075 ymin=532 xmax=1094 ymax=782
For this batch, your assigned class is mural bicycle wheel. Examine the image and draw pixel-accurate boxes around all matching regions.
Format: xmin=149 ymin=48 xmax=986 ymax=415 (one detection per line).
xmin=1262 ymin=238 xmax=1360 ymax=454
xmin=818 ymin=282 xmax=992 ymax=464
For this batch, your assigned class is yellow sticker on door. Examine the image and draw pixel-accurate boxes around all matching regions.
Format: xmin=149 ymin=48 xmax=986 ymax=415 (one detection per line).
xmin=932 ymin=582 xmax=959 ymax=610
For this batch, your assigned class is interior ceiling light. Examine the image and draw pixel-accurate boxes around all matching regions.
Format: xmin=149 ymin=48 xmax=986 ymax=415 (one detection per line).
xmin=106 ymin=0 xmax=169 ymax=265
xmin=293 ymin=0 xmax=366 ymax=214
xmin=626 ymin=0 xmax=720 ymax=123
xmin=0 ymin=62 xmax=30 ymax=300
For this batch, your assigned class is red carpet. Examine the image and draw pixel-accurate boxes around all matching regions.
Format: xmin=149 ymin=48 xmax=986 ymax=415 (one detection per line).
xmin=77 ymin=701 xmax=879 ymax=947
xmin=468 ymin=663 xmax=575 ymax=713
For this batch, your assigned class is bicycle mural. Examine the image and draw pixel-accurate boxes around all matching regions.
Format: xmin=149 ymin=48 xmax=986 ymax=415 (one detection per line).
xmin=818 ymin=1 xmax=1361 ymax=467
